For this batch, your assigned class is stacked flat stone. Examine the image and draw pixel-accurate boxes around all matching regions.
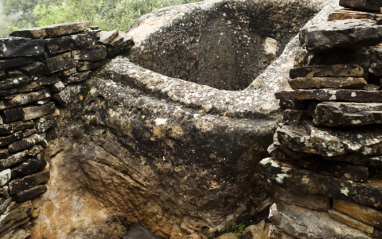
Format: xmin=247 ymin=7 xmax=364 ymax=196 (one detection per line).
xmin=261 ymin=1 xmax=382 ymax=238
xmin=0 ymin=22 xmax=134 ymax=237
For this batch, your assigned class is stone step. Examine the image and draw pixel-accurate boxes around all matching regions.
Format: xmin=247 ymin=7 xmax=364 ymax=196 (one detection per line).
xmin=313 ymin=101 xmax=382 ymax=126
xmin=328 ymin=9 xmax=382 ymax=22
xmin=339 ymin=0 xmax=382 ymax=12
xmin=261 ymin=157 xmax=382 ymax=210
xmin=277 ymin=121 xmax=382 ymax=156
xmin=276 ymin=89 xmax=382 ymax=102
xmin=300 ymin=19 xmax=382 ymax=52
xmin=289 ymin=64 xmax=364 ymax=79
xmin=288 ymin=77 xmax=367 ymax=89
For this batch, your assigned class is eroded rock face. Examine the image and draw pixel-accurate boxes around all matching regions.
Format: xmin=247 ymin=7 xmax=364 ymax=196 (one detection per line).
xmin=127 ymin=0 xmax=333 ymax=91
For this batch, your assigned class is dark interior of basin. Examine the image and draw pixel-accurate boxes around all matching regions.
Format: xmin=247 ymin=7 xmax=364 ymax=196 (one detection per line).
xmin=128 ymin=1 xmax=320 ymax=91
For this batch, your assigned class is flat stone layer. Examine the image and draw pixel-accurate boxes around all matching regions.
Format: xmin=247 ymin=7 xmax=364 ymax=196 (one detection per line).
xmin=288 ymin=77 xmax=367 ymax=89
xmin=300 ymin=19 xmax=382 ymax=52
xmin=340 ymin=0 xmax=382 ymax=12
xmin=313 ymin=101 xmax=382 ymax=126
xmin=276 ymin=89 xmax=382 ymax=102
xmin=289 ymin=64 xmax=364 ymax=79
xmin=261 ymin=157 xmax=382 ymax=209
xmin=277 ymin=121 xmax=382 ymax=156
xmin=328 ymin=9 xmax=382 ymax=22
xmin=328 ymin=209 xmax=374 ymax=234
xmin=10 ymin=22 xmax=90 ymax=39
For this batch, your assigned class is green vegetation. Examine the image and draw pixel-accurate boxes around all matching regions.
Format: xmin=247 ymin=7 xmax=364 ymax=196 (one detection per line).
xmin=0 ymin=0 xmax=202 ymax=36
xmin=72 ymin=132 xmax=80 ymax=139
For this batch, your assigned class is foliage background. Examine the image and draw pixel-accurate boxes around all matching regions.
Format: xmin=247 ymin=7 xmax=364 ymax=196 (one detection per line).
xmin=0 ymin=0 xmax=201 ymax=36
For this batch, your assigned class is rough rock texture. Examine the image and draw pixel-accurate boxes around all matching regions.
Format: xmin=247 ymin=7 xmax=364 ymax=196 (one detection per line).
xmin=127 ymin=0 xmax=336 ymax=91
xmin=339 ymin=0 xmax=382 ymax=12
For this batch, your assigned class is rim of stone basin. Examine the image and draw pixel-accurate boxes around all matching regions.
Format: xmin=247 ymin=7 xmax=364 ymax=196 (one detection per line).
xmin=103 ymin=0 xmax=339 ymax=119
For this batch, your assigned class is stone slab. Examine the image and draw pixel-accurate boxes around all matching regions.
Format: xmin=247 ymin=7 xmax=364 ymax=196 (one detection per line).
xmin=269 ymin=202 xmax=372 ymax=239
xmin=289 ymin=77 xmax=367 ymax=90
xmin=10 ymin=22 xmax=90 ymax=39
xmin=0 ymin=58 xmax=35 ymax=70
xmin=106 ymin=36 xmax=134 ymax=58
xmin=19 ymin=62 xmax=46 ymax=76
xmin=289 ymin=64 xmax=364 ymax=79
xmin=0 ymin=151 xmax=28 ymax=170
xmin=261 ymin=157 xmax=382 ymax=209
xmin=300 ymin=19 xmax=382 ymax=52
xmin=98 ymin=29 xmax=119 ymax=45
xmin=0 ymin=120 xmax=34 ymax=136
xmin=22 ymin=102 xmax=55 ymax=121
xmin=8 ymin=133 xmax=46 ymax=153
xmin=328 ymin=9 xmax=382 ymax=22
xmin=333 ymin=199 xmax=382 ymax=230
xmin=46 ymin=31 xmax=97 ymax=54
xmin=313 ymin=101 xmax=382 ymax=126
xmin=329 ymin=209 xmax=374 ymax=234
xmin=8 ymin=170 xmax=50 ymax=195
xmin=0 ymin=38 xmax=45 ymax=58
xmin=0 ymin=201 xmax=32 ymax=234
xmin=44 ymin=52 xmax=75 ymax=74
xmin=268 ymin=185 xmax=330 ymax=211
xmin=11 ymin=154 xmax=46 ymax=179
xmin=13 ymin=185 xmax=47 ymax=203
xmin=35 ymin=115 xmax=56 ymax=133
xmin=0 ymin=169 xmax=11 ymax=186
xmin=276 ymin=89 xmax=382 ymax=102
xmin=72 ymin=45 xmax=107 ymax=61
xmin=63 ymin=71 xmax=91 ymax=84
xmin=340 ymin=0 xmax=382 ymax=12
xmin=0 ymin=133 xmax=23 ymax=148
xmin=0 ymin=89 xmax=51 ymax=110
xmin=53 ymin=84 xmax=82 ymax=106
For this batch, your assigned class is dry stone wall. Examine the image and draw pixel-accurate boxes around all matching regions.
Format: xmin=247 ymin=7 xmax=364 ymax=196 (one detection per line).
xmin=0 ymin=22 xmax=133 ymax=238
xmin=261 ymin=1 xmax=382 ymax=238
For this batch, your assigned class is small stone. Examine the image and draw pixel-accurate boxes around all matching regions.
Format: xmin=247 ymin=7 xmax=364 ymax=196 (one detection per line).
xmin=27 ymin=145 xmax=43 ymax=157
xmin=107 ymin=36 xmax=134 ymax=57
xmin=0 ymin=120 xmax=34 ymax=136
xmin=0 ymin=132 xmax=23 ymax=147
xmin=313 ymin=102 xmax=382 ymax=126
xmin=0 ymin=37 xmax=45 ymax=57
xmin=339 ymin=0 xmax=382 ymax=12
xmin=16 ymin=81 xmax=45 ymax=93
xmin=333 ymin=199 xmax=382 ymax=230
xmin=0 ymin=151 xmax=28 ymax=170
xmin=35 ymin=115 xmax=57 ymax=133
xmin=38 ymin=74 xmax=61 ymax=86
xmin=98 ymin=29 xmax=119 ymax=45
xmin=8 ymin=170 xmax=50 ymax=195
xmin=328 ymin=209 xmax=374 ymax=234
xmin=0 ymin=58 xmax=35 ymax=70
xmin=328 ymin=9 xmax=382 ymax=22
xmin=289 ymin=64 xmax=364 ymax=79
xmin=11 ymin=154 xmax=46 ymax=179
xmin=44 ymin=52 xmax=75 ymax=74
xmin=0 ymin=89 xmax=51 ymax=111
xmin=0 ymin=198 xmax=12 ymax=215
xmin=275 ymin=89 xmax=382 ymax=102
xmin=50 ymin=81 xmax=65 ymax=93
xmin=22 ymin=102 xmax=55 ymax=121
xmin=10 ymin=22 xmax=90 ymax=39
xmin=289 ymin=77 xmax=367 ymax=90
xmin=300 ymin=19 xmax=382 ymax=52
xmin=0 ymin=76 xmax=34 ymax=91
xmin=261 ymin=158 xmax=382 ymax=209
xmin=72 ymin=45 xmax=107 ymax=61
xmin=63 ymin=71 xmax=91 ymax=84
xmin=0 ymin=169 xmax=11 ymax=186
xmin=61 ymin=67 xmax=77 ymax=77
xmin=13 ymin=185 xmax=47 ymax=203
xmin=8 ymin=133 xmax=46 ymax=153
xmin=2 ymin=107 xmax=24 ymax=124
xmin=23 ymin=128 xmax=37 ymax=138
xmin=76 ymin=60 xmax=103 ymax=71
xmin=53 ymin=84 xmax=82 ymax=106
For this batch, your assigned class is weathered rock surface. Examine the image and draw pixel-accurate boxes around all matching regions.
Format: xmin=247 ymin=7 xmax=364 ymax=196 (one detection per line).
xmin=313 ymin=101 xmax=382 ymax=126
xmin=72 ymin=45 xmax=107 ymax=61
xmin=0 ymin=38 xmax=45 ymax=58
xmin=328 ymin=209 xmax=374 ymax=234
xmin=10 ymin=22 xmax=90 ymax=39
xmin=300 ymin=19 xmax=382 ymax=52
xmin=339 ymin=0 xmax=382 ymax=12
xmin=45 ymin=32 xmax=97 ymax=54
xmin=261 ymin=158 xmax=382 ymax=209
xmin=328 ymin=9 xmax=382 ymax=22
xmin=269 ymin=202 xmax=372 ymax=238
xmin=288 ymin=76 xmax=367 ymax=89
xmin=44 ymin=52 xmax=75 ymax=74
